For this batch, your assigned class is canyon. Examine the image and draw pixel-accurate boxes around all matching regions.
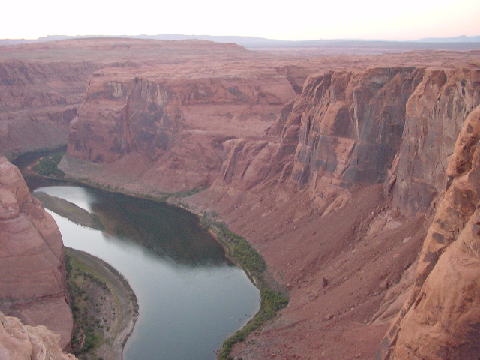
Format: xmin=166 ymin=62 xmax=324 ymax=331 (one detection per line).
xmin=1 ymin=38 xmax=480 ymax=359
xmin=0 ymin=156 xmax=73 ymax=353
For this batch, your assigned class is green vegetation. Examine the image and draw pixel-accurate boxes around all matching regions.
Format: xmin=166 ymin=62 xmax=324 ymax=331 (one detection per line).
xmin=218 ymin=287 xmax=288 ymax=359
xmin=33 ymin=149 xmax=283 ymax=359
xmin=200 ymin=212 xmax=289 ymax=360
xmin=210 ymin=220 xmax=266 ymax=276
xmin=32 ymin=151 xmax=65 ymax=177
xmin=9 ymin=145 xmax=67 ymax=165
xmin=65 ymin=248 xmax=138 ymax=360
xmin=66 ymin=250 xmax=106 ymax=356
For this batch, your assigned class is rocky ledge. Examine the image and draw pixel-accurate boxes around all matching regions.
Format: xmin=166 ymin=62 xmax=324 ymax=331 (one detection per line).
xmin=0 ymin=156 xmax=73 ymax=348
xmin=0 ymin=312 xmax=76 ymax=360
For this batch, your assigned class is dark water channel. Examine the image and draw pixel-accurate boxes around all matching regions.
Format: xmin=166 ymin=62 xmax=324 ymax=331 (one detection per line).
xmin=26 ymin=178 xmax=259 ymax=359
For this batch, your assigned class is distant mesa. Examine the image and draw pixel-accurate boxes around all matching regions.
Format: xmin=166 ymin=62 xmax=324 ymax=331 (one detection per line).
xmin=1 ymin=33 xmax=479 ymax=50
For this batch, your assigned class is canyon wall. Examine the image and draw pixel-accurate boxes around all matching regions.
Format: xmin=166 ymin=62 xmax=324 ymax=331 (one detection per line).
xmin=383 ymin=106 xmax=480 ymax=359
xmin=3 ymin=39 xmax=478 ymax=359
xmin=390 ymin=68 xmax=480 ymax=215
xmin=60 ymin=58 xmax=480 ymax=359
xmin=0 ymin=156 xmax=73 ymax=348
xmin=0 ymin=61 xmax=97 ymax=157
xmin=59 ymin=64 xmax=299 ymax=193
xmin=0 ymin=312 xmax=76 ymax=360
xmin=0 ymin=38 xmax=259 ymax=159
xmin=213 ymin=66 xmax=480 ymax=359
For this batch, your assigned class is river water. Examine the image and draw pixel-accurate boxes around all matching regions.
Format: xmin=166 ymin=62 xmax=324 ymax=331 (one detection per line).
xmin=31 ymin=183 xmax=259 ymax=360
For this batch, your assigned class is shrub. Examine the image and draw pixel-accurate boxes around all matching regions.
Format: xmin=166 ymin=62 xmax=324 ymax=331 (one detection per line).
xmin=199 ymin=214 xmax=289 ymax=360
xmin=33 ymin=152 xmax=65 ymax=177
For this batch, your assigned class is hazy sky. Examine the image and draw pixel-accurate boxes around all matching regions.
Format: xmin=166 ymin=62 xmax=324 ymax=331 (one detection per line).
xmin=2 ymin=0 xmax=479 ymax=40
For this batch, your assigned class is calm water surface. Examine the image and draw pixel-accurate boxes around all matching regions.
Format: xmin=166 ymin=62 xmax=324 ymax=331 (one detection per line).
xmin=32 ymin=184 xmax=259 ymax=360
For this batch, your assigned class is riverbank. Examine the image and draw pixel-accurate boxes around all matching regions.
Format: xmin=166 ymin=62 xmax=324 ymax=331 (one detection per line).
xmin=20 ymin=149 xmax=287 ymax=360
xmin=198 ymin=214 xmax=288 ymax=360
xmin=66 ymin=247 xmax=138 ymax=360
xmin=59 ymin=171 xmax=289 ymax=360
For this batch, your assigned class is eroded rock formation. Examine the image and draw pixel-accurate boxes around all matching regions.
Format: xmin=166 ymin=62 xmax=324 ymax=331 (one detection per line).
xmin=59 ymin=63 xmax=299 ymax=193
xmin=63 ymin=54 xmax=480 ymax=359
xmin=382 ymin=106 xmax=480 ymax=359
xmin=0 ymin=312 xmax=76 ymax=360
xmin=3 ymin=38 xmax=480 ymax=359
xmin=0 ymin=61 xmax=97 ymax=157
xmin=0 ymin=157 xmax=72 ymax=348
xmin=0 ymin=38 xmax=255 ymax=158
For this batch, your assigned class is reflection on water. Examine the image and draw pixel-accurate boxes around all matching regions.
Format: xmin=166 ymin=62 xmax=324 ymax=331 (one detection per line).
xmin=31 ymin=183 xmax=259 ymax=360
xmin=90 ymin=190 xmax=227 ymax=267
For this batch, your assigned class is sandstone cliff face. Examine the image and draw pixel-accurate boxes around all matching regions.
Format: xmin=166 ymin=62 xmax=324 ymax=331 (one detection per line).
xmin=390 ymin=68 xmax=480 ymax=215
xmin=214 ymin=67 xmax=480 ymax=200
xmin=0 ymin=38 xmax=256 ymax=158
xmin=60 ymin=64 xmax=298 ymax=193
xmin=0 ymin=61 xmax=97 ymax=157
xmin=0 ymin=157 xmax=72 ymax=348
xmin=58 ymin=51 xmax=480 ymax=359
xmin=189 ymin=65 xmax=480 ymax=359
xmin=289 ymin=67 xmax=424 ymax=188
xmin=0 ymin=312 xmax=76 ymax=360
xmin=382 ymin=106 xmax=480 ymax=359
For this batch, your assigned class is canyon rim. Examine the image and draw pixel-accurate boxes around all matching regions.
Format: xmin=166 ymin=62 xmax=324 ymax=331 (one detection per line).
xmin=0 ymin=37 xmax=480 ymax=359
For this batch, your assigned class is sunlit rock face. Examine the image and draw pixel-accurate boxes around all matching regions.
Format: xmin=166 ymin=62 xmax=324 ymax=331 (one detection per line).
xmin=382 ymin=107 xmax=480 ymax=360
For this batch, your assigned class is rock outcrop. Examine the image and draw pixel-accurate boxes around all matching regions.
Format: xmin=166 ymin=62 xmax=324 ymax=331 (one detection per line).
xmin=7 ymin=39 xmax=480 ymax=359
xmin=0 ymin=157 xmax=72 ymax=348
xmin=203 ymin=66 xmax=480 ymax=359
xmin=390 ymin=68 xmax=480 ymax=215
xmin=0 ymin=61 xmax=97 ymax=157
xmin=0 ymin=312 xmax=76 ymax=360
xmin=0 ymin=38 xmax=255 ymax=158
xmin=59 ymin=63 xmax=299 ymax=193
xmin=382 ymin=106 xmax=480 ymax=359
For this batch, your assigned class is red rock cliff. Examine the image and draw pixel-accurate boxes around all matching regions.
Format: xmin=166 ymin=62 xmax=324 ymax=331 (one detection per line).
xmin=0 ymin=312 xmax=76 ymax=359
xmin=202 ymin=66 xmax=480 ymax=359
xmin=60 ymin=63 xmax=298 ymax=193
xmin=60 ymin=53 xmax=480 ymax=358
xmin=0 ymin=61 xmax=97 ymax=157
xmin=0 ymin=38 xmax=257 ymax=158
xmin=382 ymin=106 xmax=480 ymax=359
xmin=0 ymin=157 xmax=73 ymax=348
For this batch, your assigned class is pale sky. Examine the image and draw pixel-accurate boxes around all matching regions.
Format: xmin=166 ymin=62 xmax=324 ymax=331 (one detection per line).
xmin=2 ymin=0 xmax=479 ymax=40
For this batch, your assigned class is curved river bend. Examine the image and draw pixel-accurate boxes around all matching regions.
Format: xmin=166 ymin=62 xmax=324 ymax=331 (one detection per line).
xmin=33 ymin=184 xmax=259 ymax=360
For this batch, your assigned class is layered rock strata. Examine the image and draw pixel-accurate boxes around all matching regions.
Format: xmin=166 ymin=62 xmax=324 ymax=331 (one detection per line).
xmin=60 ymin=64 xmax=299 ymax=193
xmin=0 ymin=38 xmax=255 ymax=158
xmin=0 ymin=157 xmax=72 ymax=348
xmin=0 ymin=61 xmax=97 ymax=157
xmin=55 ymin=47 xmax=480 ymax=359
xmin=382 ymin=106 xmax=480 ymax=359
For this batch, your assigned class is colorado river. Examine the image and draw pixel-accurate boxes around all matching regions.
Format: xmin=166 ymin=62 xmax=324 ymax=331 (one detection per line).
xmin=31 ymin=183 xmax=260 ymax=360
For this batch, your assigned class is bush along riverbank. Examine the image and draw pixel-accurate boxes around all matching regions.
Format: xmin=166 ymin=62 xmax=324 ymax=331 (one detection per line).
xmin=200 ymin=212 xmax=289 ymax=360
xmin=18 ymin=148 xmax=288 ymax=360
xmin=66 ymin=248 xmax=138 ymax=360
xmin=32 ymin=151 xmax=65 ymax=177
xmin=11 ymin=146 xmax=67 ymax=178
